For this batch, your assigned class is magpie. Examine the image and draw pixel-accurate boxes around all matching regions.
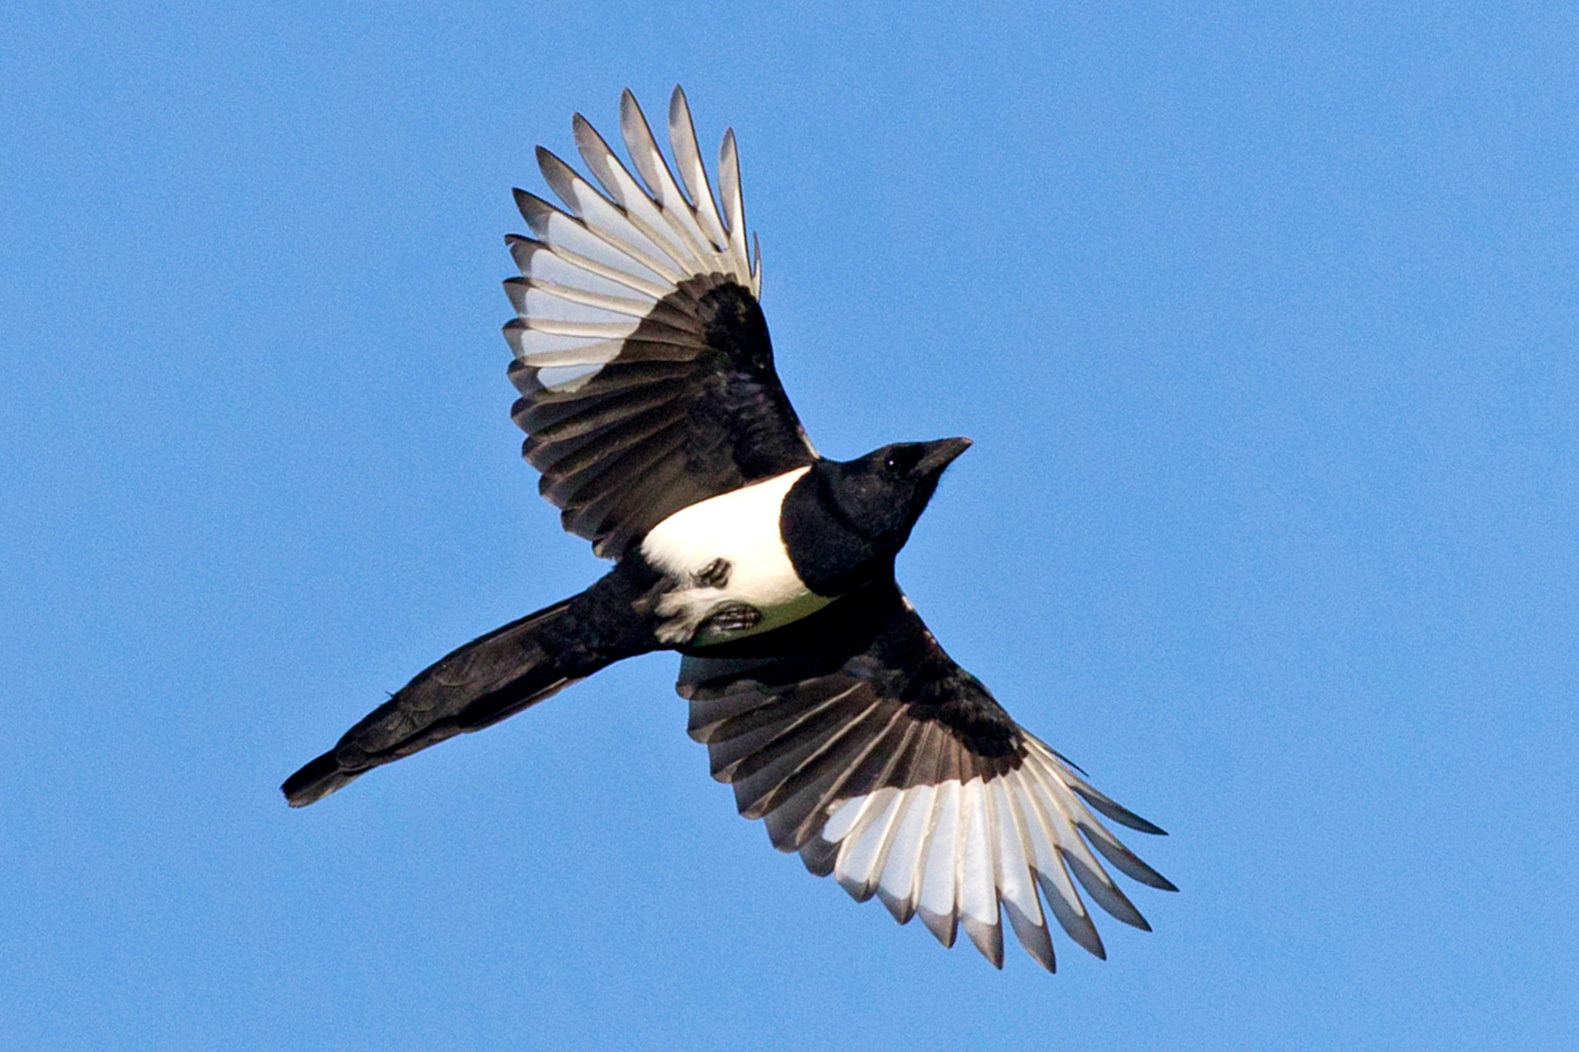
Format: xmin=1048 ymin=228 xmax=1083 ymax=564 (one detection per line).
xmin=283 ymin=87 xmax=1175 ymax=971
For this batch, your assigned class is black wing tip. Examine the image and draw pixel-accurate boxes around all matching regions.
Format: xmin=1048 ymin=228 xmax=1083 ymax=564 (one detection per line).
xmin=512 ymin=187 xmax=551 ymax=220
xmin=619 ymin=88 xmax=646 ymax=123
xmin=961 ymin=915 xmax=1007 ymax=969
xmin=1127 ymin=814 xmax=1169 ymax=837
xmin=798 ymin=835 xmax=839 ymax=877
xmin=536 ymin=145 xmax=574 ymax=184
xmin=1126 ymin=808 xmax=1169 ymax=836
xmin=1070 ymin=784 xmax=1169 ymax=836
xmin=280 ymin=750 xmax=355 ymax=808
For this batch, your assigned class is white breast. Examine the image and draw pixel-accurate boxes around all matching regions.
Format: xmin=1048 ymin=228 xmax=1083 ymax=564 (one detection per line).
xmin=640 ymin=467 xmax=831 ymax=644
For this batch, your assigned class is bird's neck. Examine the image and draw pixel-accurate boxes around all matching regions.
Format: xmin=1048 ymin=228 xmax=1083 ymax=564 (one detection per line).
xmin=779 ymin=465 xmax=893 ymax=598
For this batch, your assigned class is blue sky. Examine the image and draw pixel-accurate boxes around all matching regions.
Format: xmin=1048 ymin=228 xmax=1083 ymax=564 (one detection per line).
xmin=4 ymin=2 xmax=1577 ymax=1049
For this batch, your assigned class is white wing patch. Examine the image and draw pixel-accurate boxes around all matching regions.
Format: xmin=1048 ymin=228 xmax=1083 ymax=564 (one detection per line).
xmin=816 ymin=739 xmax=1169 ymax=969
xmin=505 ymin=87 xmax=761 ymax=394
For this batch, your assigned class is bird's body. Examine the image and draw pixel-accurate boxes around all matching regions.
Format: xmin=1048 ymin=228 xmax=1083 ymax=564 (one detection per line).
xmin=284 ymin=87 xmax=1174 ymax=971
xmin=640 ymin=466 xmax=828 ymax=645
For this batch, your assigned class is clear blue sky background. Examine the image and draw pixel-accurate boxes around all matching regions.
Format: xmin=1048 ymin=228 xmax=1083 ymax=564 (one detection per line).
xmin=5 ymin=2 xmax=1577 ymax=1049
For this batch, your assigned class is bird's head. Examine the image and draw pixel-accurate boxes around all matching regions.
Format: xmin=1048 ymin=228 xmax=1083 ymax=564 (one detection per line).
xmin=820 ymin=437 xmax=973 ymax=556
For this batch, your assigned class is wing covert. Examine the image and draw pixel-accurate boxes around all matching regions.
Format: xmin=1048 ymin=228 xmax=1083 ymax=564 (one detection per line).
xmin=504 ymin=87 xmax=817 ymax=557
xmin=677 ymin=581 xmax=1175 ymax=970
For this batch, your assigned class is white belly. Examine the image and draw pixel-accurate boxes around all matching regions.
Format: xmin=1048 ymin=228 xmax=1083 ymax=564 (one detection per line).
xmin=640 ymin=468 xmax=831 ymax=644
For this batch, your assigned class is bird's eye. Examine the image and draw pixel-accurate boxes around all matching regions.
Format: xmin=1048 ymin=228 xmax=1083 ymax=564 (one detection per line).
xmin=884 ymin=452 xmax=903 ymax=474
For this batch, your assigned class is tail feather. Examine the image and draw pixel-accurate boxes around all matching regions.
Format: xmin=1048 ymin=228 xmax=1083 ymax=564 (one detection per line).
xmin=283 ymin=597 xmax=593 ymax=807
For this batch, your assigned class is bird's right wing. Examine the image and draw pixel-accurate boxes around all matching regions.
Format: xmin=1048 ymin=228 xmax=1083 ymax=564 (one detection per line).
xmin=505 ymin=87 xmax=817 ymax=558
xmin=677 ymin=580 xmax=1175 ymax=971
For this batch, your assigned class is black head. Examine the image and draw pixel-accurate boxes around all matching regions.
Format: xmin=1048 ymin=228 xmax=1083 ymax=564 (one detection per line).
xmin=820 ymin=437 xmax=973 ymax=555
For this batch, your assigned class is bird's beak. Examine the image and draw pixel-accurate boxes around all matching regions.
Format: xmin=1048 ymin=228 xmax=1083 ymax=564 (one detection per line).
xmin=917 ymin=436 xmax=973 ymax=475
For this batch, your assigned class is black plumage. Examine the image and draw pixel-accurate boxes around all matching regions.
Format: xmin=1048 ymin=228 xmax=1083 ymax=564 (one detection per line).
xmin=507 ymin=268 xmax=815 ymax=556
xmin=283 ymin=86 xmax=1173 ymax=971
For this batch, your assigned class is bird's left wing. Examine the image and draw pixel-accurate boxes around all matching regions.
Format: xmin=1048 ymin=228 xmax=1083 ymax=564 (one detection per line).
xmin=677 ymin=581 xmax=1175 ymax=971
xmin=505 ymin=87 xmax=817 ymax=558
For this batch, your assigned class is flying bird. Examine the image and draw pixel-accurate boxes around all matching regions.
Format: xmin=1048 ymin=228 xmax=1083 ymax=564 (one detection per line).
xmin=283 ymin=86 xmax=1175 ymax=970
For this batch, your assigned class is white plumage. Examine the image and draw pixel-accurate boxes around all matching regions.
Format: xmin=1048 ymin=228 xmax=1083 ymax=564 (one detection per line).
xmin=505 ymin=87 xmax=761 ymax=395
xmin=814 ymin=739 xmax=1162 ymax=966
xmin=640 ymin=468 xmax=829 ymax=644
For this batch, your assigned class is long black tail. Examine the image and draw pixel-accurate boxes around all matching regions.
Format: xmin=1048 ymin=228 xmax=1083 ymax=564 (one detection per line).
xmin=283 ymin=580 xmax=641 ymax=806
